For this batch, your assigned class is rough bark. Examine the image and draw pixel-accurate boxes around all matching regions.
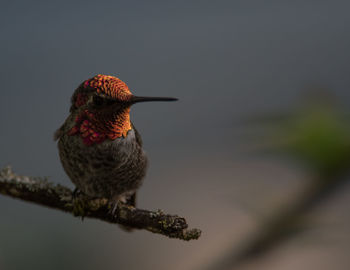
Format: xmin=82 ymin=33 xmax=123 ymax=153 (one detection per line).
xmin=0 ymin=166 xmax=201 ymax=241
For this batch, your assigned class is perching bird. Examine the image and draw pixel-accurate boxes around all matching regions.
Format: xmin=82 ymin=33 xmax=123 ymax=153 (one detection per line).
xmin=54 ymin=74 xmax=177 ymax=213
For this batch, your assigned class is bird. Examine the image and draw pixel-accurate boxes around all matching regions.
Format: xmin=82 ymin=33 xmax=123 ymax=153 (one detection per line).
xmin=54 ymin=74 xmax=177 ymax=215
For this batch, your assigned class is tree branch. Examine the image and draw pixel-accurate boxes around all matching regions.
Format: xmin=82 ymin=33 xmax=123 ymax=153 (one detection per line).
xmin=0 ymin=166 xmax=201 ymax=241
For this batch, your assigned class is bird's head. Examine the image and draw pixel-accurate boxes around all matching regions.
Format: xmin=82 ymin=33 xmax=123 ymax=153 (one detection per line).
xmin=67 ymin=74 xmax=177 ymax=145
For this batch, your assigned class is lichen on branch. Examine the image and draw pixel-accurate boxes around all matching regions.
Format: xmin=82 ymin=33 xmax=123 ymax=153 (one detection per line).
xmin=0 ymin=166 xmax=201 ymax=241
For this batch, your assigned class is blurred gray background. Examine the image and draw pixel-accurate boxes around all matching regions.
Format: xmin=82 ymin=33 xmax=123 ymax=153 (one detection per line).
xmin=1 ymin=1 xmax=350 ymax=269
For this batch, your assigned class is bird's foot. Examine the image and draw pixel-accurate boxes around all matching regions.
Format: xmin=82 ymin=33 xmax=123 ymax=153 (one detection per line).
xmin=108 ymin=195 xmax=136 ymax=232
xmin=110 ymin=200 xmax=120 ymax=218
xmin=72 ymin=187 xmax=82 ymax=199
xmin=108 ymin=200 xmax=120 ymax=219
xmin=71 ymin=188 xmax=88 ymax=219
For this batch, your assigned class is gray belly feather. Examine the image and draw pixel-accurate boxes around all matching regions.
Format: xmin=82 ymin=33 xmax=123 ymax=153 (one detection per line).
xmin=58 ymin=129 xmax=148 ymax=198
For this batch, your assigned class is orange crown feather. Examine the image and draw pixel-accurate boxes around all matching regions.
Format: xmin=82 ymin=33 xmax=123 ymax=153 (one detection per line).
xmin=84 ymin=74 xmax=133 ymax=101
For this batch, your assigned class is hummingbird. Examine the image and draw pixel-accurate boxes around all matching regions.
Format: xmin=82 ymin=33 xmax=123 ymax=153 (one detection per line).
xmin=54 ymin=74 xmax=177 ymax=214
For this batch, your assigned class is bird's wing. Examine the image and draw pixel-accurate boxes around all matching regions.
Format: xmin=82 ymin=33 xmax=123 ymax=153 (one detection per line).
xmin=53 ymin=124 xmax=65 ymax=141
xmin=53 ymin=114 xmax=76 ymax=141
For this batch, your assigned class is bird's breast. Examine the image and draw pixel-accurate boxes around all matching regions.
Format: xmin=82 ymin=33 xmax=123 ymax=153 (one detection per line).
xmin=58 ymin=128 xmax=148 ymax=198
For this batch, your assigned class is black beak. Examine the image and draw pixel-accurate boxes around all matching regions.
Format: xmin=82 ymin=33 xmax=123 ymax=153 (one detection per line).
xmin=130 ymin=96 xmax=178 ymax=104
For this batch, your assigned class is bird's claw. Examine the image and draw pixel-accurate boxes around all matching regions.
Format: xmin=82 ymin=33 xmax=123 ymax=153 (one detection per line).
xmin=108 ymin=200 xmax=120 ymax=220
xmin=72 ymin=188 xmax=87 ymax=219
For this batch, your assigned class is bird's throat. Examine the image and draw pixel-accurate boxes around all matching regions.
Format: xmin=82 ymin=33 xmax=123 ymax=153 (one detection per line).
xmin=68 ymin=107 xmax=132 ymax=146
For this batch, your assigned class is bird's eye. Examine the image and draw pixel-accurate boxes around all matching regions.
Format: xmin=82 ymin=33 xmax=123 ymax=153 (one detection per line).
xmin=93 ymin=96 xmax=104 ymax=106
xmin=105 ymin=99 xmax=115 ymax=106
xmin=93 ymin=95 xmax=116 ymax=107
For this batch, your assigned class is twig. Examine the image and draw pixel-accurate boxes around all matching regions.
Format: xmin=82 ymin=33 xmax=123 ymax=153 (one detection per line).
xmin=0 ymin=166 xmax=201 ymax=241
